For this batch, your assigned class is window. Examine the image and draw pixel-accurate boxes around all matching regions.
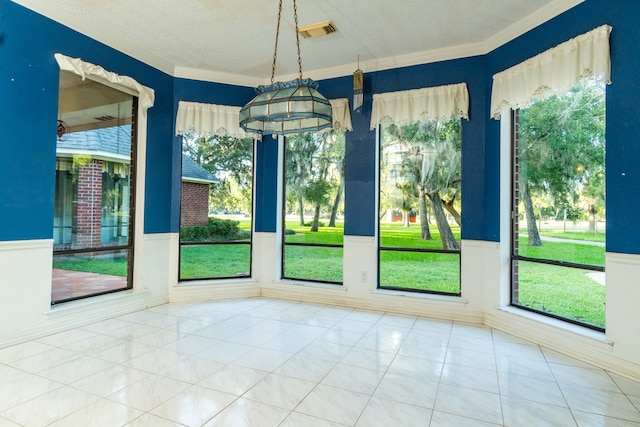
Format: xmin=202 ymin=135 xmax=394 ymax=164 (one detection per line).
xmin=179 ymin=134 xmax=254 ymax=280
xmin=53 ymin=70 xmax=137 ymax=304
xmin=490 ymin=25 xmax=611 ymax=330
xmin=371 ymin=83 xmax=469 ymax=295
xmin=511 ymin=80 xmax=606 ymax=330
xmin=378 ymin=118 xmax=462 ymax=294
xmin=281 ymin=131 xmax=345 ymax=284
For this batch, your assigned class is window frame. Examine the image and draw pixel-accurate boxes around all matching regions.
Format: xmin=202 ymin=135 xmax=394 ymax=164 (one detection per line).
xmin=376 ymin=124 xmax=462 ymax=296
xmin=280 ymin=132 xmax=345 ymax=286
xmin=509 ymin=108 xmax=606 ymax=332
xmin=52 ymin=95 xmax=138 ymax=305
xmin=178 ymin=135 xmax=256 ymax=282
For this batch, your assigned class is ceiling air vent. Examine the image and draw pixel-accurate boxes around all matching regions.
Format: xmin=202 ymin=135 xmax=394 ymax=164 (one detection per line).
xmin=298 ymin=21 xmax=337 ymax=39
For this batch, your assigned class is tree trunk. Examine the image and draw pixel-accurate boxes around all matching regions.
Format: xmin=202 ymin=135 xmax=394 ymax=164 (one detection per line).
xmin=328 ymin=181 xmax=343 ymax=227
xmin=310 ymin=203 xmax=321 ymax=232
xmin=418 ymin=186 xmax=433 ymax=240
xmin=297 ymin=193 xmax=305 ymax=226
xmin=428 ymin=191 xmax=459 ymax=250
xmin=441 ymin=197 xmax=461 ymax=227
xmin=403 ymin=209 xmax=410 ymax=227
xmin=588 ymin=203 xmax=596 ymax=233
xmin=522 ymin=181 xmax=542 ymax=246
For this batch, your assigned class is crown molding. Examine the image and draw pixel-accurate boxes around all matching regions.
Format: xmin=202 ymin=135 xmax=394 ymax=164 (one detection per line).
xmin=173 ymin=0 xmax=585 ymax=86
xmin=11 ymin=0 xmax=175 ymax=76
xmin=12 ymin=0 xmax=585 ymax=87
xmin=173 ymin=66 xmax=264 ymax=88
xmin=481 ymin=0 xmax=585 ymax=52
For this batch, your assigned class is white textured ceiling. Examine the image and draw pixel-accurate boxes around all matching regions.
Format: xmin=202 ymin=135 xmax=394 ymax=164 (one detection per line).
xmin=15 ymin=0 xmax=582 ymax=86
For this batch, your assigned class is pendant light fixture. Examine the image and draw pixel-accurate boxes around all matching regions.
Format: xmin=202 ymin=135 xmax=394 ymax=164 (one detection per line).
xmin=239 ymin=0 xmax=332 ymax=137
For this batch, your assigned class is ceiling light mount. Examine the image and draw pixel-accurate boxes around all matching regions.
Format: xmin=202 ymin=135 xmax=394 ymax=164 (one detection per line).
xmin=239 ymin=0 xmax=332 ymax=137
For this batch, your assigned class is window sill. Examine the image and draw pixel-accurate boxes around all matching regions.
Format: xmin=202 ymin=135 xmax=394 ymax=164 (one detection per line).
xmin=497 ymin=305 xmax=610 ymax=344
xmin=372 ymin=288 xmax=468 ymax=304
xmin=276 ymin=279 xmax=345 ymax=291
xmin=177 ymin=278 xmax=258 ymax=287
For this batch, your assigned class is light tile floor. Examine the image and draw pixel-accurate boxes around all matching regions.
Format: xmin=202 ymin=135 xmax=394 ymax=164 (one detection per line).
xmin=1 ymin=298 xmax=639 ymax=426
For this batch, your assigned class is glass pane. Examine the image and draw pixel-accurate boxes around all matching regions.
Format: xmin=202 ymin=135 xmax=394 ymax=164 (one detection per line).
xmin=180 ymin=244 xmax=251 ymax=280
xmin=282 ymin=131 xmax=345 ymax=284
xmin=283 ymin=132 xmax=345 ymax=243
xmin=283 ymin=245 xmax=343 ymax=283
xmin=379 ymin=118 xmax=462 ymax=251
xmin=513 ymin=260 xmax=605 ymax=329
xmin=379 ymin=250 xmax=460 ymax=294
xmin=514 ymin=81 xmax=606 ymax=268
xmin=180 ymin=134 xmax=254 ymax=281
xmin=54 ymin=123 xmax=133 ymax=251
xmin=52 ymin=249 xmax=130 ymax=303
xmin=378 ymin=117 xmax=462 ymax=294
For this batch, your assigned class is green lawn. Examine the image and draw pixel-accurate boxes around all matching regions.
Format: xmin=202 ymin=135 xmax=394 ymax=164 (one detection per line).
xmin=180 ymin=244 xmax=251 ymax=280
xmin=53 ymin=255 xmax=128 ymax=276
xmin=53 ymin=222 xmax=606 ymax=328
xmin=516 ymin=261 xmax=605 ymax=328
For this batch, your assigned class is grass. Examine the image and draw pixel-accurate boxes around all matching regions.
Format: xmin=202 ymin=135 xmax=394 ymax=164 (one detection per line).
xmin=518 ymin=237 xmax=605 ymax=267
xmin=379 ymin=250 xmax=460 ymax=293
xmin=539 ymin=230 xmax=605 ymax=243
xmin=283 ymin=245 xmax=343 ymax=283
xmin=516 ymin=261 xmax=605 ymax=328
xmin=180 ymin=244 xmax=251 ymax=280
xmin=53 ymin=255 xmax=128 ymax=276
xmin=53 ymin=220 xmax=606 ymax=328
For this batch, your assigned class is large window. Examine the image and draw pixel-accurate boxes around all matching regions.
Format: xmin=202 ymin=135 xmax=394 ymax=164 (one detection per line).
xmin=52 ymin=70 xmax=137 ymax=304
xmin=490 ymin=25 xmax=611 ymax=330
xmin=378 ymin=118 xmax=462 ymax=294
xmin=179 ymin=135 xmax=254 ymax=280
xmin=282 ymin=131 xmax=345 ymax=284
xmin=372 ymin=83 xmax=468 ymax=295
xmin=511 ymin=80 xmax=606 ymax=330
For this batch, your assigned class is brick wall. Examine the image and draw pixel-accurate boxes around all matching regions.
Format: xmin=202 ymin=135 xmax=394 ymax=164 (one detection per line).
xmin=181 ymin=182 xmax=210 ymax=227
xmin=76 ymin=159 xmax=103 ymax=248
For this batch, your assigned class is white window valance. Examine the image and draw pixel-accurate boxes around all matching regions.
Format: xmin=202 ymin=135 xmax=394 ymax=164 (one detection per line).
xmin=490 ymin=24 xmax=612 ymax=119
xmin=328 ymin=98 xmax=353 ymax=132
xmin=54 ymin=53 xmax=155 ymax=109
xmin=176 ymin=99 xmax=352 ymax=138
xmin=370 ymin=83 xmax=469 ymax=129
xmin=175 ymin=101 xmax=249 ymax=138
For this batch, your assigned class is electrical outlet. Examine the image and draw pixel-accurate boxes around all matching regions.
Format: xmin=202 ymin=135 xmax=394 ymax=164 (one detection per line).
xmin=360 ymin=271 xmax=367 ymax=282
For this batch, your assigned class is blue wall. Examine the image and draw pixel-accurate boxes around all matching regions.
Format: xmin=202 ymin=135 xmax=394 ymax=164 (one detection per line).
xmin=485 ymin=0 xmax=640 ymax=253
xmin=2 ymin=0 xmax=639 ymax=255
xmin=0 ymin=0 xmax=174 ymax=239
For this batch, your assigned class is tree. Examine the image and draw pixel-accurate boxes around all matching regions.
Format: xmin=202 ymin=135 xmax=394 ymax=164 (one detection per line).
xmin=286 ymin=133 xmax=319 ymax=226
xmin=286 ymin=132 xmax=344 ymax=232
xmin=385 ymin=118 xmax=462 ymax=250
xmin=517 ymin=81 xmax=606 ymax=246
xmin=182 ymin=134 xmax=253 ymax=214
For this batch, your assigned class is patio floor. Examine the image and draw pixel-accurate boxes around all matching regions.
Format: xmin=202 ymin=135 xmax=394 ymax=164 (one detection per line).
xmin=52 ymin=268 xmax=128 ymax=302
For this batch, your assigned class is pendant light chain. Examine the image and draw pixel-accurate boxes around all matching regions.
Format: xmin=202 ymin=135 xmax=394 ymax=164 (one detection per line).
xmin=270 ymin=0 xmax=304 ymax=83
xmin=270 ymin=0 xmax=283 ymax=84
xmin=293 ymin=0 xmax=303 ymax=80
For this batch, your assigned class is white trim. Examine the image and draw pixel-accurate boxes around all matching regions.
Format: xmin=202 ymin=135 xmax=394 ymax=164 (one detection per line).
xmin=55 ymin=148 xmax=130 ymax=164
xmin=169 ymin=281 xmax=260 ymax=303
xmin=15 ymin=0 xmax=584 ymax=87
xmin=181 ymin=177 xmax=217 ymax=185
xmin=0 ymin=238 xmax=52 ymax=252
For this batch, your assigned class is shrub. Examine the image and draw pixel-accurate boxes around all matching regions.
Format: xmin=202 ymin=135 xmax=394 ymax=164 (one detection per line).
xmin=181 ymin=217 xmax=242 ymax=242
xmin=284 ymin=229 xmax=296 ymax=235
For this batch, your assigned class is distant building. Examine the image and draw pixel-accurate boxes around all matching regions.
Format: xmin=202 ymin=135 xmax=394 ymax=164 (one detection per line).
xmin=55 ymin=125 xmax=216 ymax=249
